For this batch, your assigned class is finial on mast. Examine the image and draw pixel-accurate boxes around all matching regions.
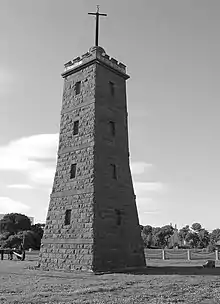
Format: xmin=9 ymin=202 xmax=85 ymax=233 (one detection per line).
xmin=88 ymin=6 xmax=107 ymax=47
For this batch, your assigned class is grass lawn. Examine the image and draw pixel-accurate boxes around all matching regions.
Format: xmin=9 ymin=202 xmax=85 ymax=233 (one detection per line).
xmin=0 ymin=252 xmax=220 ymax=303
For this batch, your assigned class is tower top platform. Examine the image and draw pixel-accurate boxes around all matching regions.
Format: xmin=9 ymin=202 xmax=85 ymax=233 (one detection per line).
xmin=62 ymin=46 xmax=129 ymax=80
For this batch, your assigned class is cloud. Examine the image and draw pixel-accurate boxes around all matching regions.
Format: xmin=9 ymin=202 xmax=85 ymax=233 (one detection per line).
xmin=0 ymin=133 xmax=58 ymax=170
xmin=135 ymin=197 xmax=160 ymax=226
xmin=7 ymin=184 xmax=34 ymax=189
xmin=134 ymin=182 xmax=165 ymax=222
xmin=30 ymin=167 xmax=55 ymax=185
xmin=134 ymin=181 xmax=164 ymax=195
xmin=130 ymin=162 xmax=153 ymax=175
xmin=136 ymin=197 xmax=159 ymax=213
xmin=0 ymin=133 xmax=58 ymax=187
xmin=130 ymin=163 xmax=164 ymax=219
xmin=0 ymin=134 xmax=164 ymax=198
xmin=0 ymin=197 xmax=30 ymax=214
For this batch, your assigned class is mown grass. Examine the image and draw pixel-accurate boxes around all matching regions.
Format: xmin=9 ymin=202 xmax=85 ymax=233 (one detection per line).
xmin=0 ymin=252 xmax=220 ymax=303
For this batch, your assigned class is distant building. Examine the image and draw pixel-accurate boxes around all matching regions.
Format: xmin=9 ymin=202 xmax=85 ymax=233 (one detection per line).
xmin=0 ymin=214 xmax=34 ymax=225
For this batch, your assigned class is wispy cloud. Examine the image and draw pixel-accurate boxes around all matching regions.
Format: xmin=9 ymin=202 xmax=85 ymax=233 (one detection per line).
xmin=7 ymin=184 xmax=34 ymax=189
xmin=0 ymin=134 xmax=165 ymax=213
xmin=0 ymin=197 xmax=30 ymax=214
xmin=134 ymin=181 xmax=164 ymax=194
xmin=0 ymin=133 xmax=58 ymax=187
xmin=130 ymin=162 xmax=153 ymax=175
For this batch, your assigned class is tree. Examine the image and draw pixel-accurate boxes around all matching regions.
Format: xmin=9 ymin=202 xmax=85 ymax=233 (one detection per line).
xmin=197 ymin=229 xmax=210 ymax=248
xmin=210 ymin=228 xmax=220 ymax=245
xmin=141 ymin=225 xmax=153 ymax=248
xmin=190 ymin=223 xmax=210 ymax=248
xmin=31 ymin=223 xmax=45 ymax=239
xmin=178 ymin=225 xmax=190 ymax=245
xmin=151 ymin=227 xmax=162 ymax=247
xmin=0 ymin=213 xmax=31 ymax=234
xmin=151 ymin=225 xmax=174 ymax=248
xmin=22 ymin=230 xmax=42 ymax=250
xmin=3 ymin=234 xmax=23 ymax=248
xmin=160 ymin=225 xmax=174 ymax=247
xmin=185 ymin=231 xmax=200 ymax=248
xmin=191 ymin=222 xmax=202 ymax=232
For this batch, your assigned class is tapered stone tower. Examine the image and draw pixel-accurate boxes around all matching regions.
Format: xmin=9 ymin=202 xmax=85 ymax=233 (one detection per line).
xmin=39 ymin=10 xmax=146 ymax=272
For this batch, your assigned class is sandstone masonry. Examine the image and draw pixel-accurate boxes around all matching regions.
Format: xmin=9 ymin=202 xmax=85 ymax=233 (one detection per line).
xmin=38 ymin=46 xmax=146 ymax=272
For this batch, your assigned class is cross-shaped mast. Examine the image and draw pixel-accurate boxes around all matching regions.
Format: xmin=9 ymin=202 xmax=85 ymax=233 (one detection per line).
xmin=88 ymin=5 xmax=107 ymax=47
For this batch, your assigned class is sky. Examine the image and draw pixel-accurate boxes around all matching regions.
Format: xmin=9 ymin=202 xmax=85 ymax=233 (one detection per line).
xmin=1 ymin=0 xmax=220 ymax=231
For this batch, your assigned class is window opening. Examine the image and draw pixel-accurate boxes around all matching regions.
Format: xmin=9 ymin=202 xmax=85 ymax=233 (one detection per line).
xmin=70 ymin=163 xmax=77 ymax=179
xmin=109 ymin=121 xmax=116 ymax=136
xmin=109 ymin=81 xmax=115 ymax=96
xmin=73 ymin=120 xmax=79 ymax=135
xmin=65 ymin=209 xmax=71 ymax=225
xmin=115 ymin=209 xmax=122 ymax=226
xmin=75 ymin=81 xmax=81 ymax=95
xmin=110 ymin=164 xmax=117 ymax=179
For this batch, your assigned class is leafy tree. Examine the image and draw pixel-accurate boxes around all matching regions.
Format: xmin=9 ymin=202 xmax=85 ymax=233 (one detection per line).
xmin=191 ymin=222 xmax=202 ymax=232
xmin=210 ymin=228 xmax=220 ymax=245
xmin=197 ymin=229 xmax=210 ymax=248
xmin=141 ymin=225 xmax=153 ymax=248
xmin=151 ymin=225 xmax=174 ymax=248
xmin=0 ymin=213 xmax=31 ymax=234
xmin=190 ymin=223 xmax=210 ymax=248
xmin=184 ymin=223 xmax=210 ymax=248
xmin=2 ymin=234 xmax=23 ymax=248
xmin=160 ymin=225 xmax=174 ymax=247
xmin=178 ymin=225 xmax=190 ymax=245
xmin=31 ymin=223 xmax=45 ymax=239
xmin=151 ymin=227 xmax=162 ymax=247
xmin=0 ymin=232 xmax=11 ymax=241
xmin=207 ymin=244 xmax=216 ymax=252
xmin=185 ymin=231 xmax=200 ymax=248
xmin=22 ymin=230 xmax=41 ymax=250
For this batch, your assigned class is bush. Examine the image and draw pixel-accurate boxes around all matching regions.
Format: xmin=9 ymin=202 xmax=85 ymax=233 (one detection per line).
xmin=207 ymin=244 xmax=216 ymax=252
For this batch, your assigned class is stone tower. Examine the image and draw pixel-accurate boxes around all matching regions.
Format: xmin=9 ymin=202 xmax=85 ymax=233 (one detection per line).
xmin=38 ymin=45 xmax=146 ymax=272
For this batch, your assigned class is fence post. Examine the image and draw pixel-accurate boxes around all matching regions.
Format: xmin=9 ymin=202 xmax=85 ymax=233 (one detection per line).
xmin=215 ymin=250 xmax=219 ymax=261
xmin=162 ymin=249 xmax=165 ymax=260
xmin=187 ymin=249 xmax=191 ymax=261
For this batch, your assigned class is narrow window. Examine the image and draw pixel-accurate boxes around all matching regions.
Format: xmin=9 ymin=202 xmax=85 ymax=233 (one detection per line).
xmin=109 ymin=81 xmax=115 ymax=96
xmin=75 ymin=81 xmax=81 ymax=95
xmin=115 ymin=209 xmax=122 ymax=226
xmin=73 ymin=120 xmax=79 ymax=135
xmin=110 ymin=164 xmax=117 ymax=179
xmin=70 ymin=163 xmax=76 ymax=179
xmin=65 ymin=209 xmax=71 ymax=225
xmin=109 ymin=121 xmax=115 ymax=136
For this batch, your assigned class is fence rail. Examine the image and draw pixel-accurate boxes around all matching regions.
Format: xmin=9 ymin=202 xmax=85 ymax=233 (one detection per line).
xmin=144 ymin=249 xmax=220 ymax=261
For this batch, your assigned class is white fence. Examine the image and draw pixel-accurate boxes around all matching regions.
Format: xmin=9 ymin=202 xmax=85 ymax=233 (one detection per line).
xmin=145 ymin=249 xmax=220 ymax=261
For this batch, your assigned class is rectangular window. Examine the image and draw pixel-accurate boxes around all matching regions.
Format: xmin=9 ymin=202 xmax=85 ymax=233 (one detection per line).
xmin=73 ymin=120 xmax=79 ymax=135
xmin=75 ymin=81 xmax=81 ymax=95
xmin=115 ymin=209 xmax=122 ymax=226
xmin=70 ymin=163 xmax=76 ymax=179
xmin=65 ymin=209 xmax=71 ymax=225
xmin=109 ymin=81 xmax=115 ymax=96
xmin=109 ymin=121 xmax=116 ymax=136
xmin=110 ymin=164 xmax=117 ymax=179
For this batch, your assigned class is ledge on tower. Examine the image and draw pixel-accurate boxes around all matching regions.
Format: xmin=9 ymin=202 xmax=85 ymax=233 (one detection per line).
xmin=62 ymin=46 xmax=129 ymax=79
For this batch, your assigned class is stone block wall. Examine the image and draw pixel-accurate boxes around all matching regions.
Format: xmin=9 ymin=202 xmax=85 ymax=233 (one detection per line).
xmin=39 ymin=63 xmax=96 ymax=271
xmin=39 ymin=46 xmax=146 ymax=272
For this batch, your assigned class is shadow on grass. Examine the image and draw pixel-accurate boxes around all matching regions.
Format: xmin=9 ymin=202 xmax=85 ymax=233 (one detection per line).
xmin=119 ymin=266 xmax=220 ymax=276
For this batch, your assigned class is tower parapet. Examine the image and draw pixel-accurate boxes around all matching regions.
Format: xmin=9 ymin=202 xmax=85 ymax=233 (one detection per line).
xmin=63 ymin=46 xmax=129 ymax=79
